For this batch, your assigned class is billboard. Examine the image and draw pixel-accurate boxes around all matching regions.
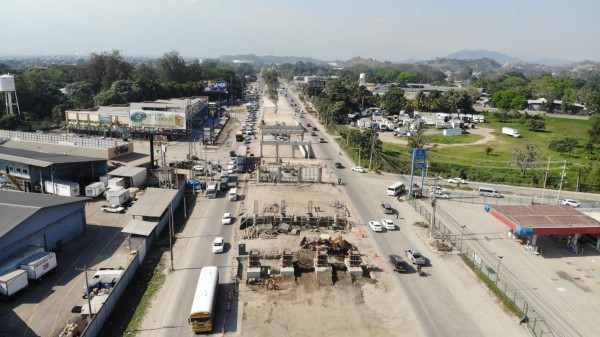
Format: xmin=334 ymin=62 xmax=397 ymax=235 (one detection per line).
xmin=129 ymin=110 xmax=186 ymax=130
xmin=107 ymin=143 xmax=134 ymax=159
xmin=204 ymin=81 xmax=228 ymax=93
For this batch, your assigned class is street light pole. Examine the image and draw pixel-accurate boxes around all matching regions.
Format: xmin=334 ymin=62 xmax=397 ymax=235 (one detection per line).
xmin=496 ymin=256 xmax=503 ymax=284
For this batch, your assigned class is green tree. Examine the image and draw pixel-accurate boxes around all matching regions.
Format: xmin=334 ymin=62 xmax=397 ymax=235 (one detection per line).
xmin=64 ymin=82 xmax=95 ymax=109
xmin=548 ymin=137 xmax=578 ymax=153
xmin=158 ymin=50 xmax=188 ymax=83
xmin=84 ymin=50 xmax=133 ymax=91
xmin=407 ymin=131 xmax=427 ymax=150
xmin=525 ymin=118 xmax=546 ymax=131
xmin=588 ymin=115 xmax=600 ymax=142
xmin=380 ymin=87 xmax=406 ymax=114
xmin=491 ymin=89 xmax=527 ymax=110
xmin=512 ymin=144 xmax=540 ymax=177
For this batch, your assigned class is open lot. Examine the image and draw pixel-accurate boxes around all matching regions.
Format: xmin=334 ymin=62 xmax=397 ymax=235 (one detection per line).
xmin=3 ymin=199 xmax=136 ymax=337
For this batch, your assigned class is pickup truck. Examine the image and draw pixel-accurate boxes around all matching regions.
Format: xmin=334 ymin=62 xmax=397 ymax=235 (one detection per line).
xmin=405 ymin=249 xmax=426 ymax=265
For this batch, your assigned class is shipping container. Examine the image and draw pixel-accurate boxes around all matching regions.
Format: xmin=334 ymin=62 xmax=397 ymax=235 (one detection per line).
xmin=107 ymin=177 xmax=126 ymax=189
xmin=106 ymin=188 xmax=131 ymax=206
xmin=44 ymin=181 xmax=80 ymax=196
xmin=0 ymin=269 xmax=28 ymax=298
xmin=443 ymin=128 xmax=463 ymax=136
xmin=85 ymin=182 xmax=106 ymax=198
xmin=19 ymin=252 xmax=57 ymax=281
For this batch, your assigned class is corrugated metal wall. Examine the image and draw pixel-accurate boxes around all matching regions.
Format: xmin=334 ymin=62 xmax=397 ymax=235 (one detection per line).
xmin=0 ymin=202 xmax=85 ymax=261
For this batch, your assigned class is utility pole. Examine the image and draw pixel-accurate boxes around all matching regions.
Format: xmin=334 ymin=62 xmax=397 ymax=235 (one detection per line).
xmin=169 ymin=202 xmax=174 ymax=271
xmin=77 ymin=265 xmax=94 ymax=319
xmin=541 ymin=156 xmax=550 ymax=204
xmin=556 ymin=160 xmax=568 ymax=205
xmin=430 ymin=176 xmax=438 ymax=236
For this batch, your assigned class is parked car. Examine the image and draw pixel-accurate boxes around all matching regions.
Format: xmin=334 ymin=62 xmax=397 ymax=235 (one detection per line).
xmin=318 ymin=138 xmax=326 ymax=143
xmin=389 ymin=254 xmax=407 ymax=272
xmin=101 ymin=205 xmax=125 ymax=213
xmin=351 ymin=166 xmax=366 ymax=173
xmin=212 ymin=237 xmax=224 ymax=253
xmin=381 ymin=203 xmax=394 ymax=214
xmin=334 ymin=162 xmax=343 ymax=168
xmin=381 ymin=219 xmax=396 ymax=230
xmin=310 ymin=131 xmax=316 ymax=136
xmin=222 ymin=212 xmax=233 ymax=225
xmin=230 ymin=150 xmax=236 ymax=157
xmin=368 ymin=221 xmax=383 ymax=232
xmin=562 ymin=199 xmax=581 ymax=207
xmin=448 ymin=177 xmax=467 ymax=184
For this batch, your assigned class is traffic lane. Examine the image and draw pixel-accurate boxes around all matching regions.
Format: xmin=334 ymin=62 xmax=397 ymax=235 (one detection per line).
xmin=137 ymin=195 xmax=235 ymax=337
xmin=347 ymin=173 xmax=525 ymax=336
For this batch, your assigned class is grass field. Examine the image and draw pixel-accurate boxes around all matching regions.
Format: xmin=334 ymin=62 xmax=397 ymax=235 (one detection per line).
xmin=373 ymin=114 xmax=596 ymax=191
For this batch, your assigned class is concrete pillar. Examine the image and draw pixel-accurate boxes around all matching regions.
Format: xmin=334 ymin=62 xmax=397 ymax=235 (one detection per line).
xmin=574 ymin=233 xmax=580 ymax=243
xmin=317 ymin=167 xmax=322 ymax=183
xmin=596 ymin=237 xmax=600 ymax=251
xmin=297 ymin=167 xmax=302 ymax=183
xmin=275 ymin=144 xmax=279 ymax=161
xmin=260 ymin=143 xmax=263 ymax=157
xmin=277 ymin=167 xmax=282 ymax=183
xmin=292 ymin=145 xmax=295 ymax=158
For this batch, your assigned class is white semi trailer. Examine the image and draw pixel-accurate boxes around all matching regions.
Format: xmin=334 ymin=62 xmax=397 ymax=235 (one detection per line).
xmin=502 ymin=127 xmax=521 ymax=138
xmin=0 ymin=269 xmax=29 ymax=299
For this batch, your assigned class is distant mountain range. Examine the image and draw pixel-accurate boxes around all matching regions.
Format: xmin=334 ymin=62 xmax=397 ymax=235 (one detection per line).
xmin=444 ymin=50 xmax=575 ymax=66
xmin=445 ymin=50 xmax=521 ymax=64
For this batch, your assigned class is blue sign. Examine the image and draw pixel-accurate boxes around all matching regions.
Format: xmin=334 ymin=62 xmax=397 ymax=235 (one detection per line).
xmin=412 ymin=148 xmax=427 ymax=168
xmin=204 ymin=81 xmax=228 ymax=93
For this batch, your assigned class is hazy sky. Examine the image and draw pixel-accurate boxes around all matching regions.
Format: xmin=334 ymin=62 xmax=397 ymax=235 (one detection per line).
xmin=1 ymin=0 xmax=599 ymax=62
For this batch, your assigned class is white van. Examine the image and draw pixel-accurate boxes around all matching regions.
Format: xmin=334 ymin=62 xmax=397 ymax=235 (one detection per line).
xmin=478 ymin=187 xmax=502 ymax=198
xmin=387 ymin=182 xmax=405 ymax=196
xmin=228 ymin=187 xmax=238 ymax=201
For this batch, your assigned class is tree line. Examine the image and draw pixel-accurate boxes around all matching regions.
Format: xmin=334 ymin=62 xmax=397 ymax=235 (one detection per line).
xmin=0 ymin=50 xmax=256 ymax=129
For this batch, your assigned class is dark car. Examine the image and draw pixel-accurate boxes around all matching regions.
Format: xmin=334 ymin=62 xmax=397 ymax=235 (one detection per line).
xmin=230 ymin=150 xmax=236 ymax=157
xmin=381 ymin=203 xmax=394 ymax=214
xmin=334 ymin=162 xmax=343 ymax=168
xmin=389 ymin=255 xmax=407 ymax=272
xmin=212 ymin=164 xmax=222 ymax=172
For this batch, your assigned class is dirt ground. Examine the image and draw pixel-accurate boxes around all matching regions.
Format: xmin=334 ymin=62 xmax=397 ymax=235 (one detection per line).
xmin=235 ymin=181 xmax=421 ymax=337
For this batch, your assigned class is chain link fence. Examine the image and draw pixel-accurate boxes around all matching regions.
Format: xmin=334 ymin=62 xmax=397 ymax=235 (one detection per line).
xmin=407 ymin=198 xmax=555 ymax=337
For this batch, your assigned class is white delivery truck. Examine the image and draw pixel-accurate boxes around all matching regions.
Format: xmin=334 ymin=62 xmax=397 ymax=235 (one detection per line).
xmin=44 ymin=181 xmax=80 ymax=196
xmin=19 ymin=251 xmax=57 ymax=282
xmin=0 ymin=269 xmax=29 ymax=299
xmin=85 ymin=182 xmax=106 ymax=198
xmin=502 ymin=127 xmax=521 ymax=138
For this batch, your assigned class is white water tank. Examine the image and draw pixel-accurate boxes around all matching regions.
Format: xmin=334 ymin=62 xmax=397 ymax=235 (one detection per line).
xmin=0 ymin=74 xmax=16 ymax=92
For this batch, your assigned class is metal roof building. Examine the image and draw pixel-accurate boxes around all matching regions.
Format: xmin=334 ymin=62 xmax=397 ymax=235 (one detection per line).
xmin=0 ymin=146 xmax=107 ymax=193
xmin=0 ymin=191 xmax=87 ymax=261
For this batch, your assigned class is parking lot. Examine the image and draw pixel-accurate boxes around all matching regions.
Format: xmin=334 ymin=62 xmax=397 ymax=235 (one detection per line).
xmin=3 ymin=200 xmax=137 ymax=337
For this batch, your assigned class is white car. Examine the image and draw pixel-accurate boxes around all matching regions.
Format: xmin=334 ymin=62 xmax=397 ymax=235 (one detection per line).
xmin=434 ymin=190 xmax=450 ymax=199
xmin=381 ymin=219 xmax=396 ymax=230
xmin=212 ymin=237 xmax=224 ymax=253
xmin=101 ymin=205 xmax=125 ymax=213
xmin=351 ymin=166 xmax=366 ymax=173
xmin=222 ymin=212 xmax=233 ymax=225
xmin=448 ymin=177 xmax=467 ymax=184
xmin=562 ymin=199 xmax=581 ymax=207
xmin=368 ymin=220 xmax=383 ymax=232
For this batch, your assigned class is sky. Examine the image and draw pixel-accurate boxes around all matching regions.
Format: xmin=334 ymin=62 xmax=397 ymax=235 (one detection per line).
xmin=1 ymin=0 xmax=599 ymax=62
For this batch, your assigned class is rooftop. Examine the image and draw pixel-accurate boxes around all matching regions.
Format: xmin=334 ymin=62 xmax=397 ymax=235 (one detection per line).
xmin=0 ymin=146 xmax=105 ymax=168
xmin=126 ymin=187 xmax=180 ymax=218
xmin=486 ymin=205 xmax=600 ymax=235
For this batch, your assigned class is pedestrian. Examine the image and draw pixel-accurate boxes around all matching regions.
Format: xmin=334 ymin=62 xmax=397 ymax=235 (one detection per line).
xmin=396 ymin=213 xmax=399 ymax=219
